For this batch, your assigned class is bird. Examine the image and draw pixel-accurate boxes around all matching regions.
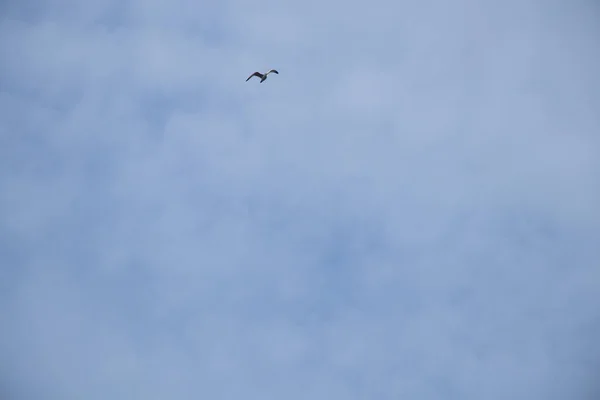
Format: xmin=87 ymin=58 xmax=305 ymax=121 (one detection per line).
xmin=246 ymin=69 xmax=279 ymax=83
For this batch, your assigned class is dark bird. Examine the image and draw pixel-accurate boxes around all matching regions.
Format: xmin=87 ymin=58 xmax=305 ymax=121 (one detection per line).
xmin=246 ymin=69 xmax=279 ymax=83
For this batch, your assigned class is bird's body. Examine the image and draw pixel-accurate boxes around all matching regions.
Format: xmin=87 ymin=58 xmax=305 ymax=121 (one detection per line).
xmin=246 ymin=69 xmax=279 ymax=83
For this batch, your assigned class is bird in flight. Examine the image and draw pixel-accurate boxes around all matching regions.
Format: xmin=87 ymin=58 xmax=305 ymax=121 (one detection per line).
xmin=246 ymin=69 xmax=279 ymax=83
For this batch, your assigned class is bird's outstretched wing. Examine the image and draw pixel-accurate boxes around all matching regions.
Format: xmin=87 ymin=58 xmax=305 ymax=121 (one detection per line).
xmin=267 ymin=69 xmax=279 ymax=75
xmin=246 ymin=72 xmax=263 ymax=81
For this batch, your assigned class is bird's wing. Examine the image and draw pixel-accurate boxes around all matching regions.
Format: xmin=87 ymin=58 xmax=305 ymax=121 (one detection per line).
xmin=246 ymin=72 xmax=263 ymax=81
xmin=268 ymin=69 xmax=279 ymax=75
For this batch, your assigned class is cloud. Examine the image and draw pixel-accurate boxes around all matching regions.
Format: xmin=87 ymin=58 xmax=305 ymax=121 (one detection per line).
xmin=1 ymin=0 xmax=599 ymax=399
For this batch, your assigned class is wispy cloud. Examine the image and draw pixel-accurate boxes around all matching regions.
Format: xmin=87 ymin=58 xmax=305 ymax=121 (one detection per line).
xmin=1 ymin=0 xmax=599 ymax=399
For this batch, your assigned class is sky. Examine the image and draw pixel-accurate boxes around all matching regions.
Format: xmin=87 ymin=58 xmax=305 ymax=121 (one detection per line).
xmin=1 ymin=0 xmax=599 ymax=399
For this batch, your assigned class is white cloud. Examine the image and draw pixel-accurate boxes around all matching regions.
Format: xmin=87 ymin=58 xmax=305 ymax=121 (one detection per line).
xmin=1 ymin=0 xmax=599 ymax=399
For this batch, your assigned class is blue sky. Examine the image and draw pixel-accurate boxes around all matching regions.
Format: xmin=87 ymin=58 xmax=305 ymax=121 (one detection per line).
xmin=1 ymin=0 xmax=599 ymax=399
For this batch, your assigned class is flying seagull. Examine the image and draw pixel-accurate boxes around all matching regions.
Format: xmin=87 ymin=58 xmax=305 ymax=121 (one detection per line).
xmin=246 ymin=69 xmax=279 ymax=83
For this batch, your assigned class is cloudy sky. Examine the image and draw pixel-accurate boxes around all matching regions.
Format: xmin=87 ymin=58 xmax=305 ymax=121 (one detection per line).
xmin=1 ymin=0 xmax=599 ymax=399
